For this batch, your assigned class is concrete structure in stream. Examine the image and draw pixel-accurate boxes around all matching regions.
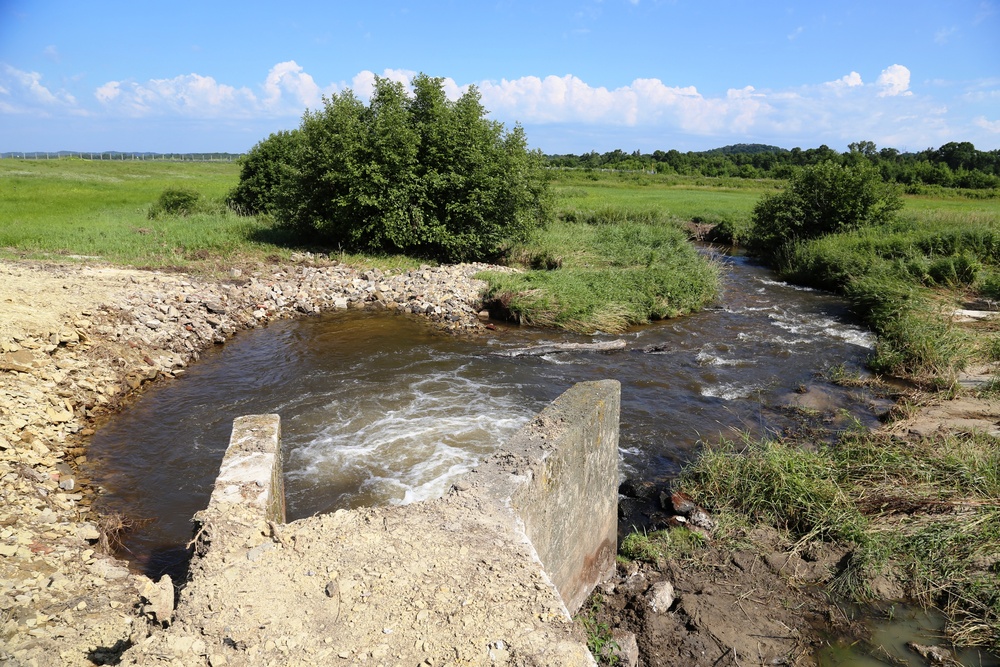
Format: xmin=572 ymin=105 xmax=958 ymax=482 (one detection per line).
xmin=120 ymin=380 xmax=621 ymax=666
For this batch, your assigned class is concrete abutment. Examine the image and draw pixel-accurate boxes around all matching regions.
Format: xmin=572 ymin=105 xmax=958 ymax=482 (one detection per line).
xmin=122 ymin=380 xmax=620 ymax=665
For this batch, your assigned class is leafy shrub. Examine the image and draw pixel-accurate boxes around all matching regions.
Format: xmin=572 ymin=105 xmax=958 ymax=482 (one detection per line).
xmin=148 ymin=188 xmax=200 ymax=218
xmin=746 ymin=160 xmax=903 ymax=261
xmin=231 ymin=74 xmax=551 ymax=263
xmin=226 ymin=129 xmax=299 ymax=215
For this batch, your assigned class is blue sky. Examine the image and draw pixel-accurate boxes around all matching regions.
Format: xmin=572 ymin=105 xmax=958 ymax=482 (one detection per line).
xmin=1 ymin=1 xmax=998 ymax=154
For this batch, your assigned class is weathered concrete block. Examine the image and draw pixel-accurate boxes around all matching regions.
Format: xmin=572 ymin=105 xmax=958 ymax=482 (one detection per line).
xmin=199 ymin=414 xmax=285 ymax=526
xmin=474 ymin=379 xmax=621 ymax=613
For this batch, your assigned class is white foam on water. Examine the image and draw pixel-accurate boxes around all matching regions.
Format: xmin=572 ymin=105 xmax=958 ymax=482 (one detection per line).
xmin=701 ymin=381 xmax=763 ymax=400
xmin=695 ymin=349 xmax=754 ymax=367
xmin=756 ymin=277 xmax=818 ymax=292
xmin=284 ymin=368 xmax=536 ymax=510
xmin=768 ymin=312 xmax=873 ymax=349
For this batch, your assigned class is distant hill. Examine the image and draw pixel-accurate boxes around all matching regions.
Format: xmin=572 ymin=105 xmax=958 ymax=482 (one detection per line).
xmin=699 ymin=143 xmax=788 ymax=156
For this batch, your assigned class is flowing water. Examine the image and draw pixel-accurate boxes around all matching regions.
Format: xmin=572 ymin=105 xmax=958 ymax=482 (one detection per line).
xmin=88 ymin=251 xmax=878 ymax=574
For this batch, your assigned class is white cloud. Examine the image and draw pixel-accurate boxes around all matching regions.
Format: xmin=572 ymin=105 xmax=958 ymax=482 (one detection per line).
xmin=825 ymin=71 xmax=864 ymax=90
xmin=263 ymin=60 xmax=327 ymax=111
xmin=8 ymin=59 xmax=998 ymax=151
xmin=94 ymin=81 xmax=120 ymax=103
xmin=876 ymin=64 xmax=912 ymax=97
xmin=43 ymin=45 xmax=60 ymax=62
xmin=474 ymin=75 xmax=773 ymax=136
xmin=0 ymin=64 xmax=77 ymax=112
xmin=975 ymin=116 xmax=1000 ymax=133
xmin=788 ymin=26 xmax=804 ymax=40
xmin=94 ymin=73 xmax=257 ymax=117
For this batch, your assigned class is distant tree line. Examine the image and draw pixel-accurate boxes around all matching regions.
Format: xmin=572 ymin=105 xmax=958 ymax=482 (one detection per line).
xmin=547 ymin=141 xmax=1000 ymax=190
xmin=0 ymin=151 xmax=243 ymax=161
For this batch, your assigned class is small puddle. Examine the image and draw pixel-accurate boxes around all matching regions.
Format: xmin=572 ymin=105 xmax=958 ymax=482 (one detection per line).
xmin=818 ymin=603 xmax=1000 ymax=666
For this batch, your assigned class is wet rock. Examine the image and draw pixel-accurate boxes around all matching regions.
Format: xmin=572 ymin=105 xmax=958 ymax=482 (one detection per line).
xmin=907 ymin=642 xmax=954 ymax=664
xmin=664 ymin=491 xmax=697 ymax=515
xmin=619 ymin=478 xmax=658 ymax=500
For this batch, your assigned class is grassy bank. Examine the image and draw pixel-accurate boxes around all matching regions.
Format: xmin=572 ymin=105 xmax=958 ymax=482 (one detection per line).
xmin=776 ymin=203 xmax=1000 ymax=384
xmin=614 ymin=179 xmax=1000 ymax=654
xmin=480 ymin=211 xmax=719 ymax=332
xmin=477 ymin=172 xmax=744 ymax=333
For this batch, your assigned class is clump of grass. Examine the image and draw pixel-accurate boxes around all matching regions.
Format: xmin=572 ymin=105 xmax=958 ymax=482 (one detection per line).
xmin=480 ymin=211 xmax=719 ymax=333
xmin=148 ymin=188 xmax=201 ymax=218
xmin=676 ymin=437 xmax=869 ymax=545
xmin=619 ymin=527 xmax=708 ymax=563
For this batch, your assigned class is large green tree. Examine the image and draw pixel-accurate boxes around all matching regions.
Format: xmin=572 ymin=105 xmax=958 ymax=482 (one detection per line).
xmin=230 ymin=74 xmax=551 ymax=262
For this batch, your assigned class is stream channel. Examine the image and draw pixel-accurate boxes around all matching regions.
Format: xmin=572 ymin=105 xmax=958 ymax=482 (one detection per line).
xmin=87 ymin=251 xmax=994 ymax=665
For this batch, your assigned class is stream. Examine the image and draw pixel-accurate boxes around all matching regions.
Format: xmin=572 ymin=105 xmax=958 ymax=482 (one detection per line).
xmin=88 ymin=252 xmax=878 ymax=570
xmin=89 ymin=251 xmax=984 ymax=663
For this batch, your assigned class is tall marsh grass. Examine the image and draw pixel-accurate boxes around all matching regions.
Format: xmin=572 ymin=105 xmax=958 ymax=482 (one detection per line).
xmin=776 ymin=203 xmax=1000 ymax=381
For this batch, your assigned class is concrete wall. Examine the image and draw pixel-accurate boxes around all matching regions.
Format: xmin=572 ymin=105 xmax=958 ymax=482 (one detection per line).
xmin=471 ymin=379 xmax=621 ymax=613
xmin=195 ymin=413 xmax=285 ymax=531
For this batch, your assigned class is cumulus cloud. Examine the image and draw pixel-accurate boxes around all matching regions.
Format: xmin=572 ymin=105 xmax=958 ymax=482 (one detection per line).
xmin=876 ymin=64 xmax=912 ymax=97
xmin=0 ymin=64 xmax=77 ymax=112
xmin=472 ymin=75 xmax=777 ymax=137
xmin=262 ymin=60 xmax=326 ymax=111
xmin=12 ymin=58 xmax=996 ymax=152
xmin=826 ymin=71 xmax=864 ymax=89
xmin=94 ymin=73 xmax=257 ymax=117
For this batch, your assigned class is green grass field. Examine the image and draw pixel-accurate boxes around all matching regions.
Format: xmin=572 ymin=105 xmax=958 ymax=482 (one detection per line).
xmin=0 ymin=158 xmax=276 ymax=267
xmin=550 ymin=170 xmax=771 ymax=225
